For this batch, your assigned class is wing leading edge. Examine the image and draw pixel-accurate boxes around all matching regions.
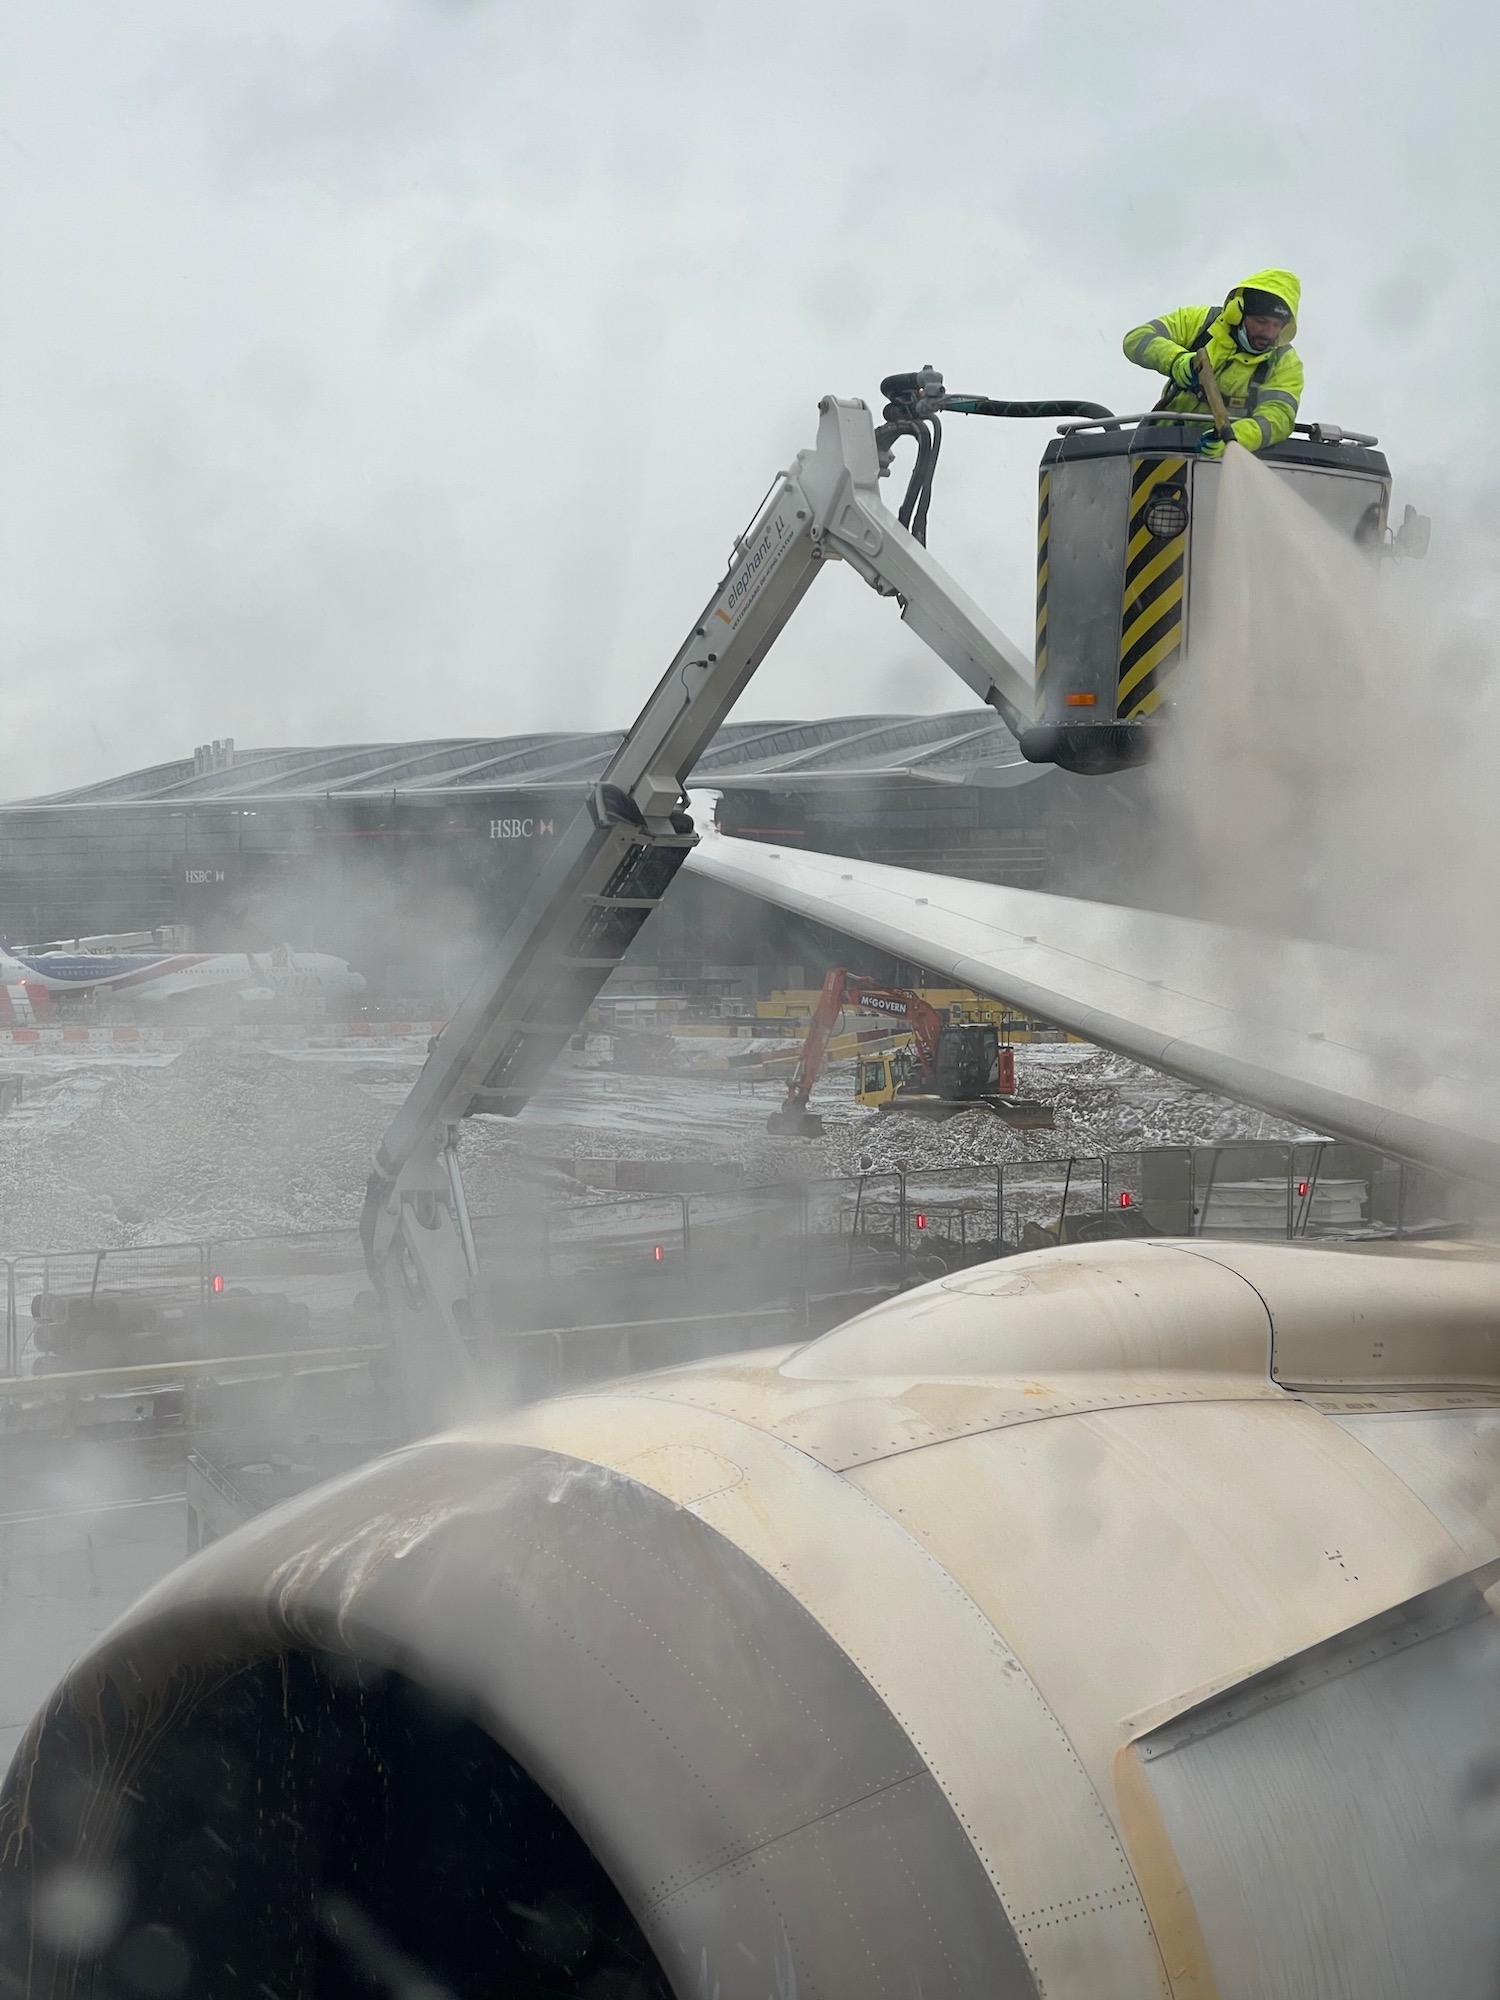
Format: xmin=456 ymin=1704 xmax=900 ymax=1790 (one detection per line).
xmin=685 ymin=831 xmax=1500 ymax=1187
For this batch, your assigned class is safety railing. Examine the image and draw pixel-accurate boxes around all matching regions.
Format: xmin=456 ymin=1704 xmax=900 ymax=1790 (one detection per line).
xmin=3 ymin=1242 xmax=211 ymax=1378
xmin=0 ymin=1345 xmax=384 ymax=1430
xmin=2 ymin=1141 xmax=1484 ymax=1378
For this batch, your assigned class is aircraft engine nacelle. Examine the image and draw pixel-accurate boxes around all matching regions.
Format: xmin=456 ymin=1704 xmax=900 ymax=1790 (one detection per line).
xmin=5 ymin=1238 xmax=1500 ymax=1998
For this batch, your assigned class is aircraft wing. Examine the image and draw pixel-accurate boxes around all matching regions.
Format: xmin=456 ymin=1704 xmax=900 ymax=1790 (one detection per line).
xmin=686 ymin=830 xmax=1500 ymax=1187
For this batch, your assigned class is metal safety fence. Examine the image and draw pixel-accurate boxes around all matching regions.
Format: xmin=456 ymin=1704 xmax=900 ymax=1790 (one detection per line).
xmin=4 ymin=1243 xmax=211 ymax=1378
xmin=2 ymin=1139 xmax=1485 ymax=1380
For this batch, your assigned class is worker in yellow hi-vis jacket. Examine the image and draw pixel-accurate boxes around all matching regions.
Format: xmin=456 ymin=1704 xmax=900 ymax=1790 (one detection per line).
xmin=1123 ymin=268 xmax=1303 ymax=458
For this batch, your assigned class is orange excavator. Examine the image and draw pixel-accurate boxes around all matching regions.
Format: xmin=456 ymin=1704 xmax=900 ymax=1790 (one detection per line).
xmin=765 ymin=969 xmax=1053 ymax=1138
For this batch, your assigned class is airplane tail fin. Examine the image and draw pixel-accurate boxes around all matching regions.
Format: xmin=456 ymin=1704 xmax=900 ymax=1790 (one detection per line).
xmin=0 ymin=978 xmax=49 ymax=1025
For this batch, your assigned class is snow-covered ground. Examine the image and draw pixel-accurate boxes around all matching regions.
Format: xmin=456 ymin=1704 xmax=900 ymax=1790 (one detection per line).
xmin=0 ymin=1028 xmax=1309 ymax=1254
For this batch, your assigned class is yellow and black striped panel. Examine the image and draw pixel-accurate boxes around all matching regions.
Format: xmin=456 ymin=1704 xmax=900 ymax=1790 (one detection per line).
xmin=1034 ymin=470 xmax=1050 ymax=717
xmin=1118 ymin=456 xmax=1187 ymax=719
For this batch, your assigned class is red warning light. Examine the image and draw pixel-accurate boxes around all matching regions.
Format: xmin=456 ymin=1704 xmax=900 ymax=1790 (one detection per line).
xmin=1297 ymin=1180 xmax=1310 ymax=1197
xmin=652 ymin=1245 xmax=664 ymax=1263
xmin=1118 ymin=1191 xmax=1133 ymax=1208
xmin=915 ymin=1213 xmax=928 ymax=1230
xmin=211 ymin=1273 xmax=224 ymax=1294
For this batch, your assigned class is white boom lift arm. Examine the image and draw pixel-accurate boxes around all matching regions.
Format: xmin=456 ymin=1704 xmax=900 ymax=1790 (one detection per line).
xmin=359 ymin=392 xmax=1037 ymax=1427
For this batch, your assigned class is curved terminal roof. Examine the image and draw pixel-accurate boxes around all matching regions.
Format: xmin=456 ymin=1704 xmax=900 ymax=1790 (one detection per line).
xmin=20 ymin=711 xmax=1024 ymax=806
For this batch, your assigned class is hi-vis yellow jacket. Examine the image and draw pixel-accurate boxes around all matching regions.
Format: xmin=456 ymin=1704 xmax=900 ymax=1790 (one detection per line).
xmin=1123 ymin=268 xmax=1303 ymax=453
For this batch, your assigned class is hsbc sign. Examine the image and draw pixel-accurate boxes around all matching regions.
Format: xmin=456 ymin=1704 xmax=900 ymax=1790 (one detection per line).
xmin=489 ymin=818 xmax=556 ymax=840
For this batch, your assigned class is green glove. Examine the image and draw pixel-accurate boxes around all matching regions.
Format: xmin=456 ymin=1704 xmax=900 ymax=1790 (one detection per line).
xmin=1195 ymin=430 xmax=1226 ymax=459
xmin=1170 ymin=350 xmax=1200 ymax=391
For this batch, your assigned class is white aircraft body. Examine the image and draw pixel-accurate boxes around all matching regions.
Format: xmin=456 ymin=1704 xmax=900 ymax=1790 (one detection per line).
xmin=0 ymin=942 xmax=364 ymax=1014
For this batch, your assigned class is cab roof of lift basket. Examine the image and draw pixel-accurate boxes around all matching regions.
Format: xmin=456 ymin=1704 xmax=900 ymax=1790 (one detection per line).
xmin=1039 ymin=421 xmax=1390 ymax=478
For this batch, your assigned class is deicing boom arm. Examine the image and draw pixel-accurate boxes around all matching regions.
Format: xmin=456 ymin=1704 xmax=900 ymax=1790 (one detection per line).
xmin=361 ymin=394 xmax=1037 ymax=1428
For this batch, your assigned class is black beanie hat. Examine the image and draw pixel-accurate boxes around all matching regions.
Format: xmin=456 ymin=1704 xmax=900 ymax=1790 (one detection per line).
xmin=1242 ymin=287 xmax=1293 ymax=322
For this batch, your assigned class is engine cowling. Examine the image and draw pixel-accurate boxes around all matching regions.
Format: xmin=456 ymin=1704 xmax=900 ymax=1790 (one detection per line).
xmin=5 ymin=1237 xmax=1500 ymax=1998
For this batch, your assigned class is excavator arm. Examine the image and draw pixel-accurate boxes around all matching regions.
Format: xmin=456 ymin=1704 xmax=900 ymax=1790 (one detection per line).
xmin=773 ymin=968 xmax=855 ymax=1123
xmin=361 ymin=393 xmax=1037 ymax=1430
xmin=767 ymin=973 xmax=950 ymax=1137
xmin=866 ymin=989 xmax=946 ymax=1076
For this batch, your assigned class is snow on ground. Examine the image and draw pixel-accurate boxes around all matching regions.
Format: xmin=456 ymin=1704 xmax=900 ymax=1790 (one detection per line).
xmin=0 ymin=1036 xmax=392 ymax=1250
xmin=831 ymin=1043 xmax=1307 ymax=1179
xmin=0 ymin=1029 xmax=1309 ymax=1253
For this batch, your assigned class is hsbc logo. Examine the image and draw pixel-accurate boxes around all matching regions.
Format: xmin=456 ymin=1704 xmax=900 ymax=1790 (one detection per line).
xmin=489 ymin=817 xmax=555 ymax=840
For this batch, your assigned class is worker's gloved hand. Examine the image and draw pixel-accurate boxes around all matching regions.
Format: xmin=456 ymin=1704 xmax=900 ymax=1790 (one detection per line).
xmin=1195 ymin=428 xmax=1227 ymax=459
xmin=1169 ymin=350 xmax=1200 ymax=391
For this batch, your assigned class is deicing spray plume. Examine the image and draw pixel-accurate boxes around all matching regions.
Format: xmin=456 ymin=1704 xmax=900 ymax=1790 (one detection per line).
xmin=1150 ymin=443 xmax=1500 ymax=1077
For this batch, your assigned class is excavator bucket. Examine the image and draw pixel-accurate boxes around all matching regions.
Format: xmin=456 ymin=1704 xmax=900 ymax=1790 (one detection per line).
xmin=766 ymin=1104 xmax=824 ymax=1138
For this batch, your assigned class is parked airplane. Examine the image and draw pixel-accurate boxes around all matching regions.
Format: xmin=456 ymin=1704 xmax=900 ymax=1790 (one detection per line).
xmin=0 ymin=942 xmax=364 ymax=1013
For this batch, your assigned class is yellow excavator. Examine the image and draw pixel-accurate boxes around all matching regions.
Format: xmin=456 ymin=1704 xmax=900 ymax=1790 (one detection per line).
xmin=766 ymin=968 xmax=1053 ymax=1138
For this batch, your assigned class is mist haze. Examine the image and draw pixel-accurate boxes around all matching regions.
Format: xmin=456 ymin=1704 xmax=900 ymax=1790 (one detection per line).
xmin=3 ymin=0 xmax=1497 ymax=799
xmin=9 ymin=12 xmax=1500 ymax=1978
xmin=1161 ymin=448 xmax=1500 ymax=1048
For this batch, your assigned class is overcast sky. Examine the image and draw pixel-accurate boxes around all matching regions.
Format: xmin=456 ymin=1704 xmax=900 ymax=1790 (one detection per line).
xmin=2 ymin=0 xmax=1496 ymax=798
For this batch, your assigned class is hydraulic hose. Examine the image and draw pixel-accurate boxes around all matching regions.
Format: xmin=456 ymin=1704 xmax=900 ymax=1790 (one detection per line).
xmin=875 ymin=370 xmax=1116 ymax=547
xmin=911 ymin=414 xmax=941 ymax=544
xmin=941 ymin=397 xmax=1116 ymax=421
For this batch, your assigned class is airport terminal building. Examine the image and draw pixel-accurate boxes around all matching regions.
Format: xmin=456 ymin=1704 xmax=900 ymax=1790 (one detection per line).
xmin=0 ymin=714 xmax=1144 ymax=1000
